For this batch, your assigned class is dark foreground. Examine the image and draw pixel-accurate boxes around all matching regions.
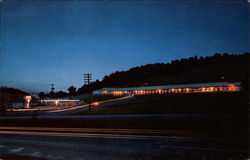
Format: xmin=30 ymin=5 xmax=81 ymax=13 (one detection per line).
xmin=0 ymin=130 xmax=248 ymax=160
xmin=0 ymin=92 xmax=248 ymax=159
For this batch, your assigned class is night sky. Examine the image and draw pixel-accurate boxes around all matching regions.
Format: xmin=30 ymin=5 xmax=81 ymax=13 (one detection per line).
xmin=0 ymin=1 xmax=249 ymax=93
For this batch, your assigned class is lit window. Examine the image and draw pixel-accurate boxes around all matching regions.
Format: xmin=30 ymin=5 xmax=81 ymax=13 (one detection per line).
xmin=227 ymin=84 xmax=239 ymax=92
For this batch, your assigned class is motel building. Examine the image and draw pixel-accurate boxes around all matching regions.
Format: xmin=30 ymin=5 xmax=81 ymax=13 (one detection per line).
xmin=39 ymin=99 xmax=81 ymax=106
xmin=93 ymin=82 xmax=241 ymax=96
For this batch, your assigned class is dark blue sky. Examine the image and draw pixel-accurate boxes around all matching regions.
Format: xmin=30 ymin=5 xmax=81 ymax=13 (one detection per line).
xmin=0 ymin=1 xmax=249 ymax=93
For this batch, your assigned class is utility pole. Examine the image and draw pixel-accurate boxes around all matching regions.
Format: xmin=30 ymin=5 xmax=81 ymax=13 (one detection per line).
xmin=50 ymin=84 xmax=55 ymax=92
xmin=84 ymin=73 xmax=92 ymax=111
xmin=50 ymin=84 xmax=55 ymax=98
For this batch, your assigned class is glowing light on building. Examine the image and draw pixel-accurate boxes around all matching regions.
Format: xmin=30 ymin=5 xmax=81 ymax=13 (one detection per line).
xmin=157 ymin=89 xmax=162 ymax=93
xmin=102 ymin=91 xmax=108 ymax=94
xmin=227 ymin=84 xmax=239 ymax=91
xmin=55 ymin=100 xmax=59 ymax=106
xmin=208 ymin=87 xmax=214 ymax=92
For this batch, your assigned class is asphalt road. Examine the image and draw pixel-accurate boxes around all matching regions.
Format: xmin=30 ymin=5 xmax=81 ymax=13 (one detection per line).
xmin=0 ymin=113 xmax=224 ymax=120
xmin=0 ymin=128 xmax=247 ymax=160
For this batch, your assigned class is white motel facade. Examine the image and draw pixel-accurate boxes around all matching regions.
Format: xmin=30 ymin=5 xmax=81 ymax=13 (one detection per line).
xmin=93 ymin=82 xmax=241 ymax=96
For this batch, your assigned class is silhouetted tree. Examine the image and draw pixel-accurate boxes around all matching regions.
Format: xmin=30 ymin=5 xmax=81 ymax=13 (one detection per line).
xmin=55 ymin=91 xmax=68 ymax=98
xmin=38 ymin=92 xmax=45 ymax=99
xmin=68 ymin=86 xmax=77 ymax=96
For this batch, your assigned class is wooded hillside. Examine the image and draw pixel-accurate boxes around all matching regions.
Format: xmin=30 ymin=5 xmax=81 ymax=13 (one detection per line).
xmin=77 ymin=53 xmax=249 ymax=94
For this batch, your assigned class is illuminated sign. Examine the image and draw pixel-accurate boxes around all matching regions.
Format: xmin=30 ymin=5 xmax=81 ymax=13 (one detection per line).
xmin=24 ymin=96 xmax=32 ymax=109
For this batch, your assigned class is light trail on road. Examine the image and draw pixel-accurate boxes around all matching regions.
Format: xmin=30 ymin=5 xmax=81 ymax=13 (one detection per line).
xmin=0 ymin=126 xmax=194 ymax=136
xmin=46 ymin=95 xmax=133 ymax=113
xmin=8 ymin=106 xmax=76 ymax=112
xmin=0 ymin=130 xmax=159 ymax=140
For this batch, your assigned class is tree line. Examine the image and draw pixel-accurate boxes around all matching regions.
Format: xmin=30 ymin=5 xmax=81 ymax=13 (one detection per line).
xmin=34 ymin=52 xmax=250 ymax=98
xmin=75 ymin=52 xmax=249 ymax=95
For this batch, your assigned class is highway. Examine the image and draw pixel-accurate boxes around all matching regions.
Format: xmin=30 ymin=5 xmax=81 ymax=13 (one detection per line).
xmin=0 ymin=127 xmax=247 ymax=160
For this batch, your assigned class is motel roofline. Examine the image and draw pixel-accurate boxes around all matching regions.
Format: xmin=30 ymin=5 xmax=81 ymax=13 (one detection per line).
xmin=94 ymin=82 xmax=241 ymax=92
xmin=39 ymin=99 xmax=80 ymax=102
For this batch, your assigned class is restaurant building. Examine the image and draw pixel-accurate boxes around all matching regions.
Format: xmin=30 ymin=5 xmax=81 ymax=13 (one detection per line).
xmin=39 ymin=99 xmax=81 ymax=106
